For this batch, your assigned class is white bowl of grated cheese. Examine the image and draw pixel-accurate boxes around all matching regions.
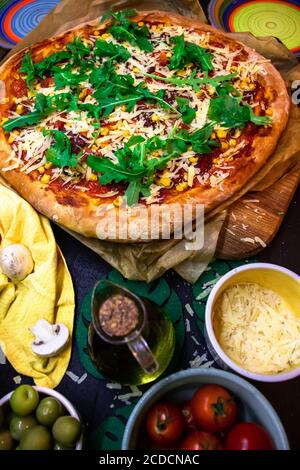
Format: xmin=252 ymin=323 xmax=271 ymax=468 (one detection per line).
xmin=205 ymin=263 xmax=300 ymax=382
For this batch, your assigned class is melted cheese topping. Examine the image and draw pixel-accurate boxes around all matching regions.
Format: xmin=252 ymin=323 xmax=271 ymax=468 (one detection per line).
xmin=213 ymin=283 xmax=300 ymax=375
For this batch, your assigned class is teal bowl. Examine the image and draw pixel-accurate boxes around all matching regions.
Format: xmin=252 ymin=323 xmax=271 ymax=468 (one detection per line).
xmin=122 ymin=368 xmax=289 ymax=450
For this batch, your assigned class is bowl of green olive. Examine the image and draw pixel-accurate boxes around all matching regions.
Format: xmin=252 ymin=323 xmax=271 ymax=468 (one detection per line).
xmin=0 ymin=384 xmax=83 ymax=450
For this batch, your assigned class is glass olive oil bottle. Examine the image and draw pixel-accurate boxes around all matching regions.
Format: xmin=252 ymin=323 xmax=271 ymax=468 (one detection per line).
xmin=88 ymin=281 xmax=175 ymax=385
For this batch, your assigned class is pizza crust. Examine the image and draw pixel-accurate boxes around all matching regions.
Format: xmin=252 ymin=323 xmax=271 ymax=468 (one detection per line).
xmin=0 ymin=11 xmax=291 ymax=241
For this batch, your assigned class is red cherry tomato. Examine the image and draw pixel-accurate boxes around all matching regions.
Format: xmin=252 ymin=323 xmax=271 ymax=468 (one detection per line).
xmin=181 ymin=430 xmax=223 ymax=450
xmin=225 ymin=422 xmax=274 ymax=450
xmin=146 ymin=402 xmax=184 ymax=445
xmin=191 ymin=384 xmax=237 ymax=433
xmin=180 ymin=401 xmax=197 ymax=429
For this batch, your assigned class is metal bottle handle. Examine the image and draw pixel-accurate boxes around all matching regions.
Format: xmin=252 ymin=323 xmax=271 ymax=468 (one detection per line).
xmin=127 ymin=334 xmax=159 ymax=375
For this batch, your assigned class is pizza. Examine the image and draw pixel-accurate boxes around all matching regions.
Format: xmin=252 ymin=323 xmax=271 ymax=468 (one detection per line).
xmin=0 ymin=9 xmax=290 ymax=241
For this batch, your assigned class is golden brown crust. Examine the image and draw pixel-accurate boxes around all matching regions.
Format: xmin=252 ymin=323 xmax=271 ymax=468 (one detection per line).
xmin=0 ymin=10 xmax=291 ymax=241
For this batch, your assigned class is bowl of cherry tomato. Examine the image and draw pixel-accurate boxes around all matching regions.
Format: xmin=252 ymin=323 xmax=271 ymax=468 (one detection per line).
xmin=122 ymin=368 xmax=289 ymax=450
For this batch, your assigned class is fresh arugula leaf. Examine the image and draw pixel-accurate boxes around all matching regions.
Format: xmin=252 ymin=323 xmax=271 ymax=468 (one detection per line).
xmin=169 ymin=35 xmax=185 ymax=70
xmin=127 ymin=135 xmax=145 ymax=146
xmin=35 ymin=51 xmax=71 ymax=78
xmin=54 ymin=70 xmax=87 ymax=89
xmin=105 ymin=8 xmax=153 ymax=52
xmin=3 ymin=92 xmax=78 ymax=132
xmin=176 ymin=97 xmax=196 ymax=124
xmin=145 ymin=71 xmax=238 ymax=92
xmin=208 ymin=95 xmax=271 ymax=128
xmin=185 ymin=42 xmax=213 ymax=71
xmin=169 ymin=35 xmax=213 ymax=71
xmin=3 ymin=112 xmax=42 ymax=132
xmin=86 ymin=122 xmax=218 ymax=205
xmin=101 ymin=8 xmax=137 ymax=23
xmin=172 ymin=122 xmax=218 ymax=154
xmin=89 ymin=61 xmax=179 ymax=118
xmin=44 ymin=130 xmax=79 ymax=168
xmin=20 ymin=51 xmax=35 ymax=91
xmin=66 ymin=37 xmax=91 ymax=64
xmin=94 ymin=39 xmax=131 ymax=61
xmin=125 ymin=181 xmax=150 ymax=206
xmin=249 ymin=108 xmax=272 ymax=126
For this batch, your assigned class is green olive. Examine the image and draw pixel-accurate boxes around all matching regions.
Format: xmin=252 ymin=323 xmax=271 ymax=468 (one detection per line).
xmin=10 ymin=415 xmax=37 ymax=441
xmin=0 ymin=429 xmax=14 ymax=450
xmin=52 ymin=416 xmax=81 ymax=448
xmin=10 ymin=385 xmax=39 ymax=416
xmin=19 ymin=425 xmax=52 ymax=450
xmin=36 ymin=397 xmax=64 ymax=427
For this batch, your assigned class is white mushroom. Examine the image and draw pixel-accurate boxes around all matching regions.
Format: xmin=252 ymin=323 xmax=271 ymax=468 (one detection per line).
xmin=31 ymin=319 xmax=69 ymax=358
xmin=0 ymin=244 xmax=34 ymax=281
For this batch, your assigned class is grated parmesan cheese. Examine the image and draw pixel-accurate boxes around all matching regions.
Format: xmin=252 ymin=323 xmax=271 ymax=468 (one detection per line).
xmin=213 ymin=283 xmax=300 ymax=375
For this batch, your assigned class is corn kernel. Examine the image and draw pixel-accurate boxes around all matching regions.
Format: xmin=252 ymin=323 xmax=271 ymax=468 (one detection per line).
xmin=208 ymin=85 xmax=215 ymax=96
xmin=132 ymin=67 xmax=140 ymax=73
xmin=248 ymin=83 xmax=255 ymax=90
xmin=229 ymin=138 xmax=237 ymax=147
xmin=41 ymin=174 xmax=51 ymax=184
xmin=265 ymin=108 xmax=273 ymax=116
xmin=91 ymin=144 xmax=98 ymax=151
xmin=16 ymin=104 xmax=24 ymax=114
xmin=189 ymin=157 xmax=198 ymax=163
xmin=38 ymin=166 xmax=45 ymax=174
xmin=138 ymin=22 xmax=144 ymax=27
xmin=14 ymin=73 xmax=20 ymax=80
xmin=113 ymin=196 xmax=123 ymax=207
xmin=121 ymin=105 xmax=127 ymax=112
xmin=221 ymin=141 xmax=229 ymax=151
xmin=92 ymin=198 xmax=101 ymax=206
xmin=89 ymin=173 xmax=98 ymax=181
xmin=216 ymin=129 xmax=227 ymax=139
xmin=55 ymin=43 xmax=61 ymax=49
xmin=14 ymin=130 xmax=20 ymax=135
xmin=1 ymin=117 xmax=8 ymax=125
xmin=211 ymin=132 xmax=216 ymax=139
xmin=234 ymin=129 xmax=241 ymax=138
xmin=151 ymin=114 xmax=160 ymax=122
xmin=177 ymin=69 xmax=186 ymax=77
xmin=231 ymin=65 xmax=238 ymax=71
xmin=166 ymin=52 xmax=172 ymax=58
xmin=27 ymin=90 xmax=34 ymax=98
xmin=101 ymin=127 xmax=109 ymax=136
xmin=93 ymin=30 xmax=100 ymax=36
xmin=160 ymin=177 xmax=171 ymax=187
xmin=123 ymin=130 xmax=130 ymax=137
xmin=196 ymin=91 xmax=203 ymax=98
xmin=79 ymin=89 xmax=88 ymax=100
xmin=100 ymin=33 xmax=110 ymax=40
xmin=8 ymin=135 xmax=14 ymax=144
xmin=175 ymin=182 xmax=188 ymax=192
xmin=44 ymin=162 xmax=53 ymax=170
xmin=100 ymin=140 xmax=109 ymax=147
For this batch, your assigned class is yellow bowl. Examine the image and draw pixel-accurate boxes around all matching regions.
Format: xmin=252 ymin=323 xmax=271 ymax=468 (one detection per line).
xmin=205 ymin=263 xmax=300 ymax=382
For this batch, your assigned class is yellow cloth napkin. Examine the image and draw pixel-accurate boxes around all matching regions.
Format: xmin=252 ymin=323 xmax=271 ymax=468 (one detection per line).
xmin=0 ymin=184 xmax=75 ymax=388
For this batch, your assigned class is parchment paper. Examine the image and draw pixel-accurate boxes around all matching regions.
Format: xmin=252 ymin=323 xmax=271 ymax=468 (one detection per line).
xmin=1 ymin=0 xmax=299 ymax=283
